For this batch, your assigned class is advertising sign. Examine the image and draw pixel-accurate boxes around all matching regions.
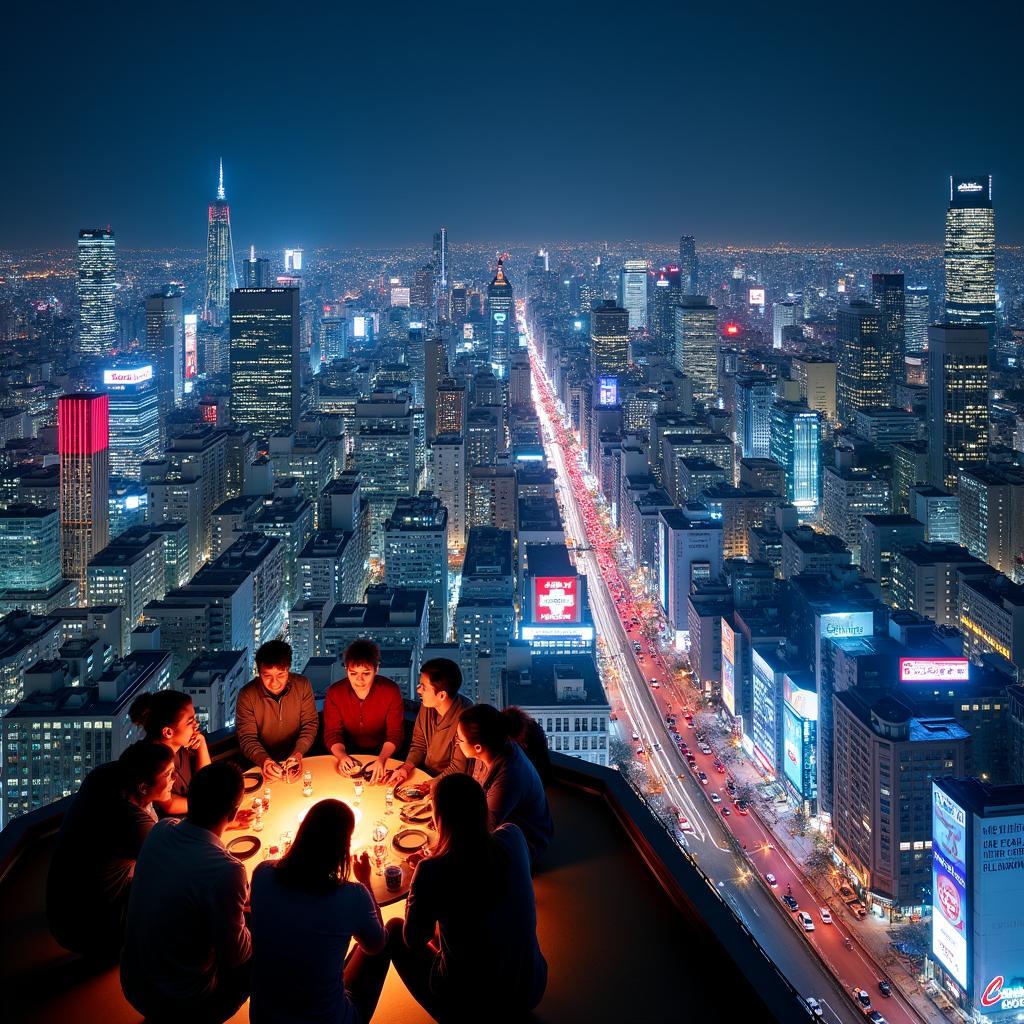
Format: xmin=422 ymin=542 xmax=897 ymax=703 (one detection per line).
xmin=932 ymin=783 xmax=969 ymax=987
xmin=973 ymin=810 xmax=1024 ymax=1015
xmin=103 ymin=365 xmax=153 ymax=386
xmin=782 ymin=703 xmax=803 ymax=795
xmin=900 ymin=657 xmax=970 ymax=683
xmin=820 ymin=611 xmax=872 ymax=639
xmin=721 ymin=618 xmax=736 ymax=716
xmin=184 ymin=313 xmax=197 ymax=379
xmin=533 ymin=577 xmax=580 ymax=623
xmin=519 ymin=624 xmax=595 ymax=643
xmin=597 ymin=376 xmax=619 ymax=407
xmin=391 ymin=287 xmax=411 ymax=307
xmin=352 ymin=315 xmax=367 ymax=338
xmin=749 ymin=287 xmax=766 ymax=306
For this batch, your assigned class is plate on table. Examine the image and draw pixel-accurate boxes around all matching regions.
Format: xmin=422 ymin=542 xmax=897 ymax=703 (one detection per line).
xmin=227 ymin=835 xmax=262 ymax=860
xmin=242 ymin=770 xmax=263 ymax=793
xmin=395 ymin=784 xmax=427 ymax=802
xmin=340 ymin=758 xmax=366 ymax=777
xmin=400 ymin=803 xmax=433 ymax=825
xmin=393 ymin=829 xmax=429 ymax=854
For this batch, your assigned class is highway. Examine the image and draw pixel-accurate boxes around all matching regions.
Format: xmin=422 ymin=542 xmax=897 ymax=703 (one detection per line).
xmin=525 ymin=321 xmax=914 ymax=1024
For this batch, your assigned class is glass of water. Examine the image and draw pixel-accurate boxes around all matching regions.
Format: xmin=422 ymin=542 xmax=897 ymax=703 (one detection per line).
xmin=385 ymin=786 xmax=395 ymax=814
xmin=302 ymin=770 xmax=313 ymax=797
xmin=354 ymin=778 xmax=364 ymax=805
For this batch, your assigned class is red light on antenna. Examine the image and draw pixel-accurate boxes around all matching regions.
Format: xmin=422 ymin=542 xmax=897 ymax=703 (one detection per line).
xmin=725 ymin=323 xmax=740 ymax=335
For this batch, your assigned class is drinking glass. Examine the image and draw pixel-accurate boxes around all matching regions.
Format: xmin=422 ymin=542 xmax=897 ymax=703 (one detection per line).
xmin=385 ymin=786 xmax=395 ymax=814
xmin=354 ymin=778 xmax=364 ymax=805
xmin=302 ymin=770 xmax=313 ymax=797
xmin=251 ymin=797 xmax=264 ymax=832
xmin=262 ymin=786 xmax=272 ymax=812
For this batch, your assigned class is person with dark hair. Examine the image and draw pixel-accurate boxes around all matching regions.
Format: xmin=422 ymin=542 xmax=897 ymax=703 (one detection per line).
xmin=502 ymin=706 xmax=552 ymax=784
xmin=46 ymin=741 xmax=175 ymax=960
xmin=324 ymin=639 xmax=404 ymax=785
xmin=385 ymin=773 xmax=547 ymax=1021
xmin=250 ymin=799 xmax=388 ymax=1024
xmin=130 ymin=689 xmax=210 ymax=815
xmin=457 ymin=704 xmax=554 ymax=863
xmin=121 ymin=762 xmax=252 ymax=1024
xmin=236 ymin=639 xmax=319 ymax=780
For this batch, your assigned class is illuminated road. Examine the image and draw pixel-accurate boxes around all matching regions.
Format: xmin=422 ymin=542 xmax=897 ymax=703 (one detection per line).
xmin=525 ymin=319 xmax=918 ymax=1024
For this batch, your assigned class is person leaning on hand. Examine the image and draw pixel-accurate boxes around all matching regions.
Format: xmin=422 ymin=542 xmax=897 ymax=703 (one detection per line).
xmin=323 ymin=639 xmax=404 ymax=785
xmin=236 ymin=640 xmax=319 ymax=781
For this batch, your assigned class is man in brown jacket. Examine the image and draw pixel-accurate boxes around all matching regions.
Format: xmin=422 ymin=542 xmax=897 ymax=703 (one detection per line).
xmin=390 ymin=658 xmax=471 ymax=790
xmin=236 ymin=640 xmax=318 ymax=780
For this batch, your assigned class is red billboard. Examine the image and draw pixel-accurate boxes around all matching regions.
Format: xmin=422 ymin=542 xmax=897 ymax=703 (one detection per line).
xmin=533 ymin=576 xmax=579 ymax=623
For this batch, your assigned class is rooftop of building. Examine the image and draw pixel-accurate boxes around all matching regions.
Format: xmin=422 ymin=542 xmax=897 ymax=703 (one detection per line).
xmin=895 ymin=541 xmax=983 ymax=567
xmin=936 ymin=776 xmax=1024 ymax=815
xmin=324 ymin=588 xmax=428 ymax=629
xmin=958 ymin=463 xmax=1024 ymax=486
xmin=837 ymin=689 xmax=971 ymax=743
xmin=0 ymin=611 xmax=60 ymax=658
xmin=660 ymin=506 xmax=720 ymax=530
xmin=252 ymin=496 xmax=313 ymax=525
xmin=860 ymin=513 xmax=925 ymax=529
xmin=525 ymin=543 xmax=574 ymax=578
xmin=384 ymin=494 xmax=447 ymax=532
xmin=678 ymin=456 xmax=725 ymax=473
xmin=960 ymin=571 xmax=1024 ymax=609
xmin=0 ymin=731 xmax=809 ymax=1024
xmin=0 ymin=503 xmax=57 ymax=520
xmin=908 ymin=484 xmax=955 ymax=500
xmin=177 ymin=650 xmax=248 ymax=684
xmin=505 ymin=654 xmax=609 ymax=708
xmin=463 ymin=527 xmax=513 ymax=577
xmin=517 ymin=496 xmax=563 ymax=532
xmin=213 ymin=494 xmax=263 ymax=516
xmin=853 ymin=406 xmax=920 ymax=420
xmin=784 ymin=525 xmax=850 ymax=554
xmin=212 ymin=533 xmax=282 ymax=568
xmin=701 ymin=483 xmax=780 ymax=501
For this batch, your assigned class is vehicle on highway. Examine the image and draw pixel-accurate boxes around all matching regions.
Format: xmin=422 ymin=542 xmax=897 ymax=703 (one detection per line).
xmin=804 ymin=996 xmax=824 ymax=1018
xmin=877 ymin=980 xmax=891 ymax=997
xmin=721 ymin=806 xmax=731 ymax=816
xmin=678 ymin=743 xmax=689 ymax=754
xmin=853 ymin=988 xmax=871 ymax=1010
xmin=765 ymin=873 xmax=778 ymax=887
xmin=782 ymin=894 xmax=799 ymax=911
xmin=652 ymin=742 xmax=661 ymax=751
xmin=632 ymin=732 xmax=640 ymax=741
xmin=686 ymin=756 xmax=697 ymax=768
xmin=699 ymin=743 xmax=713 ymax=755
xmin=726 ymin=780 xmax=737 ymax=796
xmin=678 ymin=815 xmax=694 ymax=833
xmin=713 ymin=759 xmax=725 ymax=773
xmin=636 ymin=747 xmax=645 ymax=757
xmin=650 ymin=680 xmax=660 ymax=688
xmin=850 ymin=902 xmax=868 ymax=918
xmin=819 ymin=908 xmax=832 ymax=924
xmin=710 ymin=792 xmax=722 ymax=804
xmin=697 ymin=771 xmax=708 ymax=784
xmin=797 ymin=911 xmax=815 ymax=932
xmin=735 ymin=801 xmax=749 ymax=815
xmin=867 ymin=1012 xmax=887 ymax=1024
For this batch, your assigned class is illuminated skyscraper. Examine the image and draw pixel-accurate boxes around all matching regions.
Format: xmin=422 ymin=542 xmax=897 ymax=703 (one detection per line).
xmin=229 ymin=287 xmax=300 ymax=436
xmin=927 ymin=324 xmax=989 ymax=490
xmin=432 ymin=227 xmax=448 ymax=315
xmin=77 ymin=228 xmax=116 ymax=356
xmin=771 ymin=301 xmax=797 ymax=349
xmin=905 ymin=286 xmax=930 ymax=355
xmin=618 ymin=259 xmax=648 ymax=330
xmin=679 ymin=235 xmax=697 ymax=294
xmin=674 ymin=296 xmax=718 ymax=406
xmin=836 ymin=300 xmax=890 ymax=426
xmin=145 ymin=287 xmax=184 ymax=429
xmin=102 ymin=364 xmax=161 ymax=477
xmin=243 ymin=245 xmax=271 ymax=287
xmin=59 ymin=393 xmax=110 ymax=593
xmin=590 ymin=300 xmax=629 ymax=381
xmin=871 ymin=272 xmax=905 ymax=394
xmin=944 ymin=175 xmax=995 ymax=334
xmin=203 ymin=160 xmax=238 ymax=326
xmin=735 ymin=372 xmax=777 ymax=459
xmin=770 ymin=401 xmax=821 ymax=518
xmin=487 ymin=259 xmax=514 ymax=374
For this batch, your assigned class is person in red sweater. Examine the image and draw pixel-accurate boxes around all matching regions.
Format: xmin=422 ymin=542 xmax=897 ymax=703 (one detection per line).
xmin=324 ymin=640 xmax=405 ymax=784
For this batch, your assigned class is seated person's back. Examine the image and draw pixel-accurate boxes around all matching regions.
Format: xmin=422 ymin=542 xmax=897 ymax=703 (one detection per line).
xmin=47 ymin=742 xmax=174 ymax=959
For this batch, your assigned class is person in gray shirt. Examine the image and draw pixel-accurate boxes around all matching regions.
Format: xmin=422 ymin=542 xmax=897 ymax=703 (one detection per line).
xmin=390 ymin=658 xmax=471 ymax=791
xmin=236 ymin=640 xmax=319 ymax=781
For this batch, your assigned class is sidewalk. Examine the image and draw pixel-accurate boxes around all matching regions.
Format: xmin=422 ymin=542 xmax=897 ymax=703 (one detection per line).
xmin=694 ymin=709 xmax=960 ymax=1024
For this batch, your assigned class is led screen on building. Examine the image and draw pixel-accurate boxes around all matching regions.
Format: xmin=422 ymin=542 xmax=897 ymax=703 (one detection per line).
xmin=533 ymin=576 xmax=580 ymax=623
xmin=184 ymin=314 xmax=198 ymax=379
xmin=749 ymin=287 xmax=766 ymax=306
xmin=721 ymin=618 xmax=736 ymax=716
xmin=597 ymin=376 xmax=619 ymax=407
xmin=782 ymin=703 xmax=803 ymax=795
xmin=900 ymin=657 xmax=970 ymax=683
xmin=103 ymin=365 xmax=153 ymax=387
xmin=932 ymin=783 xmax=969 ymax=987
xmin=973 ymin=809 xmax=1024 ymax=1016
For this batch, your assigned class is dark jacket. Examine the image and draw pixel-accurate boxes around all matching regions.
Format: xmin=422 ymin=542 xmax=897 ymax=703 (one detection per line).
xmin=475 ymin=743 xmax=554 ymax=862
xmin=406 ymin=694 xmax=472 ymax=778
xmin=236 ymin=673 xmax=319 ymax=766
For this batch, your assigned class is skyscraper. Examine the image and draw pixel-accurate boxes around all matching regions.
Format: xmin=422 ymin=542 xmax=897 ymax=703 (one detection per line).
xmin=836 ymin=300 xmax=890 ymax=426
xmin=243 ymin=245 xmax=271 ymax=288
xmin=679 ymin=235 xmax=697 ymax=293
xmin=905 ymin=286 xmax=930 ymax=355
xmin=486 ymin=259 xmax=514 ymax=373
xmin=432 ymin=227 xmax=448 ymax=316
xmin=871 ymin=272 xmax=905 ymax=394
xmin=229 ymin=287 xmax=300 ymax=435
xmin=674 ymin=296 xmax=718 ymax=406
xmin=770 ymin=401 xmax=822 ymax=518
xmin=735 ymin=372 xmax=777 ymax=460
xmin=59 ymin=393 xmax=110 ymax=593
xmin=203 ymin=160 xmax=238 ymax=326
xmin=618 ymin=259 xmax=648 ymax=330
xmin=944 ymin=175 xmax=995 ymax=334
xmin=77 ymin=228 xmax=116 ymax=356
xmin=771 ymin=301 xmax=797 ymax=349
xmin=927 ymin=324 xmax=989 ymax=490
xmin=145 ymin=288 xmax=184 ymax=428
xmin=590 ymin=300 xmax=629 ymax=381
xmin=102 ymin=363 xmax=161 ymax=477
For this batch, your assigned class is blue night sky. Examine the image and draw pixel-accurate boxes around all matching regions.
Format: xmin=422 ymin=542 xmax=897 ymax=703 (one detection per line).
xmin=3 ymin=0 xmax=1022 ymax=249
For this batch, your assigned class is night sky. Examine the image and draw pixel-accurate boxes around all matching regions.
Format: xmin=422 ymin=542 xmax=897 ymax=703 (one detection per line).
xmin=4 ymin=1 xmax=1022 ymax=249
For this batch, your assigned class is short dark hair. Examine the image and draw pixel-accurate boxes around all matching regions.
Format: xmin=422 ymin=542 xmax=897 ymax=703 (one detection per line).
xmin=187 ymin=762 xmax=244 ymax=829
xmin=129 ymin=690 xmax=193 ymax=740
xmin=256 ymin=639 xmax=293 ymax=670
xmin=421 ymin=657 xmax=462 ymax=698
xmin=344 ymin=639 xmax=380 ymax=669
xmin=118 ymin=740 xmax=174 ymax=796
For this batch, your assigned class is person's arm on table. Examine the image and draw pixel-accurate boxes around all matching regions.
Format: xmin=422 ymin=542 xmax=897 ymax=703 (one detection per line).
xmin=369 ymin=684 xmax=405 ymax=783
xmin=236 ymin=686 xmax=282 ymax=779
xmin=351 ymin=852 xmax=386 ymax=955
xmin=292 ymin=678 xmax=319 ymax=759
xmin=325 ymin=686 xmax=358 ymax=773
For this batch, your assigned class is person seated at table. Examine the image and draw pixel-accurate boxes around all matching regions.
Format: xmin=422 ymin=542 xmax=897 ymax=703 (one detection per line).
xmin=390 ymin=658 xmax=471 ymax=790
xmin=121 ymin=762 xmax=252 ymax=1024
xmin=385 ymin=773 xmax=547 ymax=1022
xmin=457 ymin=704 xmax=554 ymax=864
xmin=250 ymin=798 xmax=388 ymax=1024
xmin=324 ymin=639 xmax=404 ymax=785
xmin=46 ymin=741 xmax=175 ymax=961
xmin=503 ymin=705 xmax=552 ymax=784
xmin=236 ymin=639 xmax=319 ymax=780
xmin=130 ymin=689 xmax=210 ymax=815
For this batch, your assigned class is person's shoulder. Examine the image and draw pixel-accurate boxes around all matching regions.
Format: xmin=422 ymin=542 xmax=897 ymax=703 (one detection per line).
xmin=493 ymin=823 xmax=531 ymax=863
xmin=375 ymin=676 xmax=403 ymax=697
xmin=251 ymin=860 xmax=276 ymax=889
xmin=454 ymin=694 xmax=473 ymax=714
xmin=290 ymin=672 xmax=313 ymax=693
xmin=237 ymin=677 xmax=262 ymax=701
xmin=325 ymin=677 xmax=350 ymax=697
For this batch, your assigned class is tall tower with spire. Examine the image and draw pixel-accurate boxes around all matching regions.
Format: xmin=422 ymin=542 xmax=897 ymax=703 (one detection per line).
xmin=203 ymin=159 xmax=238 ymax=325
xmin=486 ymin=258 xmax=514 ymax=374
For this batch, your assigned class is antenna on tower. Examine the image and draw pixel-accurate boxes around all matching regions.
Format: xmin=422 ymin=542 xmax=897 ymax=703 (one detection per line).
xmin=217 ymin=159 xmax=225 ymax=201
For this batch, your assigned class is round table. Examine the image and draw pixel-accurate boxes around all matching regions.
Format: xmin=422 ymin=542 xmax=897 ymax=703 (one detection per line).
xmin=232 ymin=755 xmax=435 ymax=906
